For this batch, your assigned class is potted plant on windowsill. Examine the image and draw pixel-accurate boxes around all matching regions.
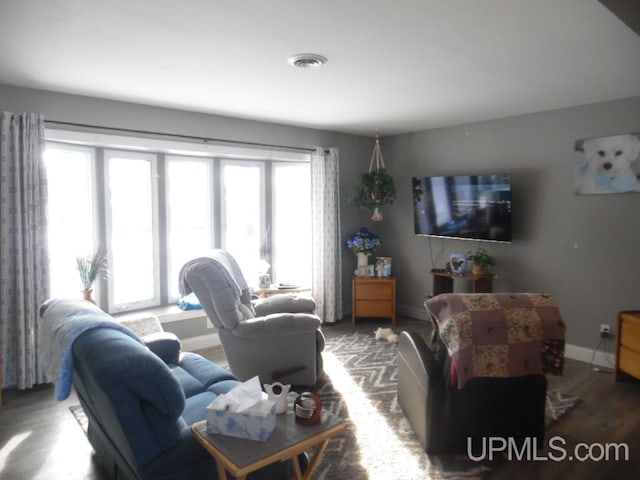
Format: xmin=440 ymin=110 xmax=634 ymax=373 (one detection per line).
xmin=466 ymin=248 xmax=496 ymax=275
xmin=76 ymin=249 xmax=108 ymax=304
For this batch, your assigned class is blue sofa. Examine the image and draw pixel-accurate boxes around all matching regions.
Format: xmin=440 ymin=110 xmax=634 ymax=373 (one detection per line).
xmin=40 ymin=299 xmax=300 ymax=480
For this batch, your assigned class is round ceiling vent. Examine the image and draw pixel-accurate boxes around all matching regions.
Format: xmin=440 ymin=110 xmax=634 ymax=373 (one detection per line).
xmin=288 ymin=53 xmax=328 ymax=69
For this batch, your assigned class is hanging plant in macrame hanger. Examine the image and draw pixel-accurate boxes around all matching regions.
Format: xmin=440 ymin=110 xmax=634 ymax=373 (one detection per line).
xmin=348 ymin=134 xmax=396 ymax=221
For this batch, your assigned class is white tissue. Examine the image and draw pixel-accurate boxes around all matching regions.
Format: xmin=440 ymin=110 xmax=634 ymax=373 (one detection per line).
xmin=206 ymin=375 xmax=277 ymax=441
xmin=209 ymin=375 xmax=264 ymax=413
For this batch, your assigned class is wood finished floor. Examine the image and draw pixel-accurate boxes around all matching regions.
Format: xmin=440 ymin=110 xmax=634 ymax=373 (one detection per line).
xmin=1 ymin=317 xmax=639 ymax=479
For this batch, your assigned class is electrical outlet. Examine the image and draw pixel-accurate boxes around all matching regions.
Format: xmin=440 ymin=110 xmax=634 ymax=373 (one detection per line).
xmin=600 ymin=324 xmax=611 ymax=338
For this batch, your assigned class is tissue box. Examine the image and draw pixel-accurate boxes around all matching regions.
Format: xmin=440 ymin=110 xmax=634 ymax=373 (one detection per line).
xmin=206 ymin=398 xmax=277 ymax=441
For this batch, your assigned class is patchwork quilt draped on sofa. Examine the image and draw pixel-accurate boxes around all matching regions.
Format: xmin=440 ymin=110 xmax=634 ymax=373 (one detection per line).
xmin=425 ymin=292 xmax=565 ymax=388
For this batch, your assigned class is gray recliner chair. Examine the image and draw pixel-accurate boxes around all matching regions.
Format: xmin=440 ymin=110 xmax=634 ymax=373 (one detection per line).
xmin=179 ymin=250 xmax=324 ymax=386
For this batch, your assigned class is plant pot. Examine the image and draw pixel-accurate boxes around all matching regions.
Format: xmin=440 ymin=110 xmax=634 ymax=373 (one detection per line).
xmin=472 ymin=264 xmax=489 ymax=275
xmin=356 ymin=253 xmax=369 ymax=277
xmin=82 ymin=289 xmax=96 ymax=304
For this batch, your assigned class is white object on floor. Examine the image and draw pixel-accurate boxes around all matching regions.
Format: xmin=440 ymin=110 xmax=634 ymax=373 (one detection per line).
xmin=374 ymin=327 xmax=398 ymax=343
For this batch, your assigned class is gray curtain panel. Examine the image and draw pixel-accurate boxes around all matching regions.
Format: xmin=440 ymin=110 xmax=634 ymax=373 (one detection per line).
xmin=0 ymin=111 xmax=50 ymax=390
xmin=311 ymin=148 xmax=342 ymax=323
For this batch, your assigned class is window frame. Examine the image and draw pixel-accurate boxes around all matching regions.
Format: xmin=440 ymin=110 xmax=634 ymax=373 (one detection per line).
xmin=44 ymin=142 xmax=100 ymax=300
xmin=270 ymin=161 xmax=312 ymax=286
xmin=165 ymin=154 xmax=216 ymax=301
xmin=103 ymin=149 xmax=162 ymax=312
xmin=219 ymin=160 xmax=267 ymax=286
xmin=43 ymin=130 xmax=312 ymax=315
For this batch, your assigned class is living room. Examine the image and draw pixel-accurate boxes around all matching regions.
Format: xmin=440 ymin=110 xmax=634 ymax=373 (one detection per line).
xmin=1 ymin=1 xmax=640 ymax=479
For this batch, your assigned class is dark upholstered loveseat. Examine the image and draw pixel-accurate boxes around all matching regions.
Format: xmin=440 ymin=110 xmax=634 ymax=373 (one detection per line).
xmin=397 ymin=330 xmax=547 ymax=454
xmin=40 ymin=299 xmax=301 ymax=480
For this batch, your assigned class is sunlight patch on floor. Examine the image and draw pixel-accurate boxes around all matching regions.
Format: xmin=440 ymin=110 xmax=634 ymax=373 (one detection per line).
xmin=0 ymin=431 xmax=32 ymax=471
xmin=324 ymin=352 xmax=425 ymax=479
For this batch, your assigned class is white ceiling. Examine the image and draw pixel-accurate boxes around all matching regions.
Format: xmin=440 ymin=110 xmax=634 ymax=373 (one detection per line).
xmin=1 ymin=0 xmax=639 ymax=136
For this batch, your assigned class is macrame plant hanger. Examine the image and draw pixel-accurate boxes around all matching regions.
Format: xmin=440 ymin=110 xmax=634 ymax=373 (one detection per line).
xmin=369 ymin=134 xmax=385 ymax=173
xmin=369 ymin=134 xmax=385 ymax=221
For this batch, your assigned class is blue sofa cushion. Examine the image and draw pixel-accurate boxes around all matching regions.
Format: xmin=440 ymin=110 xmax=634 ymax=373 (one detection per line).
xmin=182 ymin=392 xmax=217 ymax=426
xmin=175 ymin=352 xmax=238 ymax=391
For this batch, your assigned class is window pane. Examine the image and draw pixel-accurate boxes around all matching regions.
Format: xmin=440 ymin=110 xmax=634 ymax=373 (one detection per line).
xmin=167 ymin=157 xmax=213 ymax=299
xmin=221 ymin=162 xmax=263 ymax=287
xmin=106 ymin=151 xmax=158 ymax=308
xmin=272 ymin=163 xmax=311 ymax=286
xmin=44 ymin=144 xmax=95 ymax=298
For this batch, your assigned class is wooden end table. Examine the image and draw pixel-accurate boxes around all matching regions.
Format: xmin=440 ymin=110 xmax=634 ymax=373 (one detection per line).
xmin=615 ymin=311 xmax=640 ymax=382
xmin=431 ymin=270 xmax=492 ymax=296
xmin=352 ymin=276 xmax=396 ymax=326
xmin=192 ymin=411 xmax=346 ymax=480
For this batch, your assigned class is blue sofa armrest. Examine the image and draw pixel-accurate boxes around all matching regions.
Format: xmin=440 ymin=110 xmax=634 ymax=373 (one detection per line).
xmin=142 ymin=331 xmax=181 ymax=364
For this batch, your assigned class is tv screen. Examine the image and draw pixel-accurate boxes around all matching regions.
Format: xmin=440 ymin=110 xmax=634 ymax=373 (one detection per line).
xmin=412 ymin=174 xmax=512 ymax=243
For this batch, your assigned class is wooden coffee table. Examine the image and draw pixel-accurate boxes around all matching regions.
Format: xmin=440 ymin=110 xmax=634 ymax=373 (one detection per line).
xmin=192 ymin=411 xmax=346 ymax=480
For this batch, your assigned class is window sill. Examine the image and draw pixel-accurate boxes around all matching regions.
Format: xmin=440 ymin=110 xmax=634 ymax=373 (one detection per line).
xmin=113 ymin=305 xmax=206 ymax=324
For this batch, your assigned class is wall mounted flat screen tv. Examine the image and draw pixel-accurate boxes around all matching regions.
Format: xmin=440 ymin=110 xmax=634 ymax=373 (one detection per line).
xmin=412 ymin=174 xmax=512 ymax=243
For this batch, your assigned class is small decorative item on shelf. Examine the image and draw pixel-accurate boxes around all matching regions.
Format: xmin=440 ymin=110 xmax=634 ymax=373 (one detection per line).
xmin=263 ymin=382 xmax=291 ymax=415
xmin=375 ymin=256 xmax=393 ymax=277
xmin=346 ymin=227 xmax=382 ymax=277
xmin=449 ymin=253 xmax=468 ymax=275
xmin=294 ymin=391 xmax=322 ymax=426
xmin=258 ymin=224 xmax=271 ymax=288
xmin=258 ymin=274 xmax=271 ymax=289
xmin=347 ymin=135 xmax=397 ymax=221
xmin=257 ymin=258 xmax=271 ymax=289
xmin=76 ymin=249 xmax=108 ymax=304
xmin=466 ymin=248 xmax=496 ymax=275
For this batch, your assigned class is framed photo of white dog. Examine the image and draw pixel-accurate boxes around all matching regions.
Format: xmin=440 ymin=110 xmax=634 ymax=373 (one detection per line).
xmin=574 ymin=132 xmax=640 ymax=195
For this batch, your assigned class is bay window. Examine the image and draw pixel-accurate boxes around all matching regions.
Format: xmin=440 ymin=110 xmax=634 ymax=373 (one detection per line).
xmin=44 ymin=136 xmax=311 ymax=314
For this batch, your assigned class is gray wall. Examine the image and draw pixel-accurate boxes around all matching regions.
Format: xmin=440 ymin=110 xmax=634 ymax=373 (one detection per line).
xmin=379 ymin=96 xmax=640 ymax=354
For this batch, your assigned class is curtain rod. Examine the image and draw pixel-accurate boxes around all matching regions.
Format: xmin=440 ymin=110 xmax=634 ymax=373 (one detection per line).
xmin=44 ymin=120 xmax=317 ymax=153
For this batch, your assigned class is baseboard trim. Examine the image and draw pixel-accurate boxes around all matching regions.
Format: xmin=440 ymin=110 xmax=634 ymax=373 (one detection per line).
xmin=564 ymin=342 xmax=615 ymax=368
xmin=343 ymin=304 xmax=428 ymax=322
xmin=397 ymin=304 xmax=428 ymax=321
xmin=181 ymin=332 xmax=221 ymax=352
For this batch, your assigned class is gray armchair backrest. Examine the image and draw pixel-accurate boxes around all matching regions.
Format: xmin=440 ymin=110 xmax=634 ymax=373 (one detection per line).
xmin=179 ymin=250 xmax=255 ymax=330
xmin=180 ymin=250 xmax=325 ymax=385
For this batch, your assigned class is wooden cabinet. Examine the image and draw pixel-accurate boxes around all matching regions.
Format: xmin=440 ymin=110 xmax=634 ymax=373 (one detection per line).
xmin=431 ymin=270 xmax=492 ymax=297
xmin=615 ymin=311 xmax=640 ymax=382
xmin=352 ymin=277 xmax=396 ymax=326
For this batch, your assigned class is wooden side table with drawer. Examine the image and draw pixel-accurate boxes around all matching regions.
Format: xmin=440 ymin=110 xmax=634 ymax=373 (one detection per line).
xmin=352 ymin=277 xmax=396 ymax=326
xmin=615 ymin=311 xmax=640 ymax=382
